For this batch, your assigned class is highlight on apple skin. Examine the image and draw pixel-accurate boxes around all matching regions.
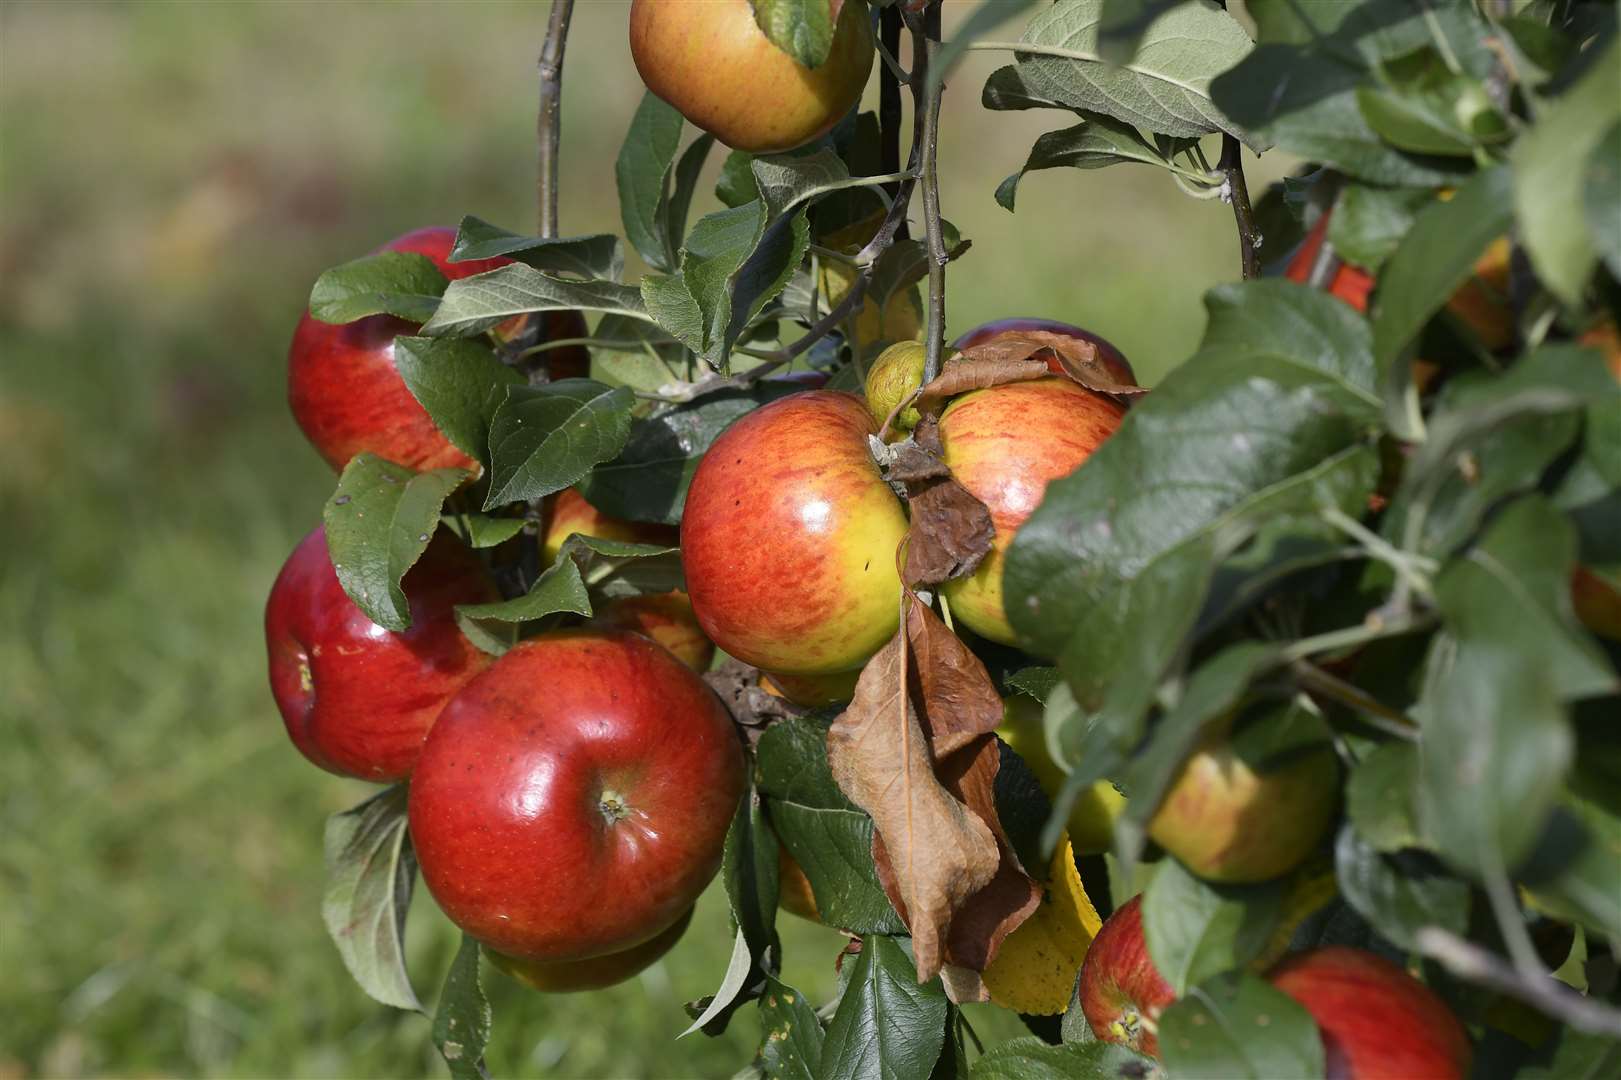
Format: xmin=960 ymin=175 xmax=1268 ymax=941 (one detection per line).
xmin=628 ymin=0 xmax=874 ymax=155
xmin=264 ymin=525 xmax=497 ymax=781
xmin=408 ymin=631 xmax=744 ymax=971
xmin=1077 ymin=895 xmax=1176 ymax=1057
xmin=938 ymin=378 xmax=1125 ymax=646
xmin=682 ymin=390 xmax=908 ymax=676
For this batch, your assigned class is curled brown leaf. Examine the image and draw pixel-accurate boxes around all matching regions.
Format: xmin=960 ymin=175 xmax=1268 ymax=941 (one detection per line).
xmin=955 ymin=330 xmax=1148 ymax=399
xmin=895 ymin=416 xmax=995 ymax=588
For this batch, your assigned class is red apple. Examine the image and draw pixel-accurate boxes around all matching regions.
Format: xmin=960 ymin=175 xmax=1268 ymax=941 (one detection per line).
xmin=408 ymin=630 xmax=744 ymax=964
xmin=1270 ymin=947 xmax=1472 ymax=1079
xmin=682 ymin=390 xmax=908 ymax=675
xmin=1078 ymin=895 xmax=1176 ymax=1057
xmin=288 ymin=226 xmax=589 ymax=474
xmin=488 ymin=906 xmax=694 ymax=993
xmin=952 ymin=318 xmax=1138 ymax=387
xmin=264 ymin=525 xmax=497 ymax=780
xmin=1285 ymin=212 xmax=1375 ymax=313
xmin=542 ymin=486 xmax=678 ymax=560
xmin=938 ymin=379 xmax=1125 ymax=645
xmin=629 ymin=0 xmax=875 ymax=154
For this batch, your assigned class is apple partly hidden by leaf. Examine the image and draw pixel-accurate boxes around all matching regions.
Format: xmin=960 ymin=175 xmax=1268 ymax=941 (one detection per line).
xmin=1078 ymin=894 xmax=1176 ymax=1057
xmin=264 ymin=524 xmax=497 ymax=781
xmin=408 ymin=631 xmax=744 ymax=975
xmin=629 ymin=0 xmax=875 ymax=155
xmin=938 ymin=379 xmax=1125 ymax=646
xmin=760 ymin=668 xmax=861 ymax=707
xmin=683 ymin=390 xmax=907 ymax=676
xmin=997 ymin=695 xmax=1126 ymax=855
xmin=288 ymin=226 xmax=588 ymax=473
xmin=1269 ymin=946 xmax=1472 ymax=1080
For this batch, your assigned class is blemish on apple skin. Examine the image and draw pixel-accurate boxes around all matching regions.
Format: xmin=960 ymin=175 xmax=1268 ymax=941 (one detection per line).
xmin=334 ymin=495 xmax=351 ymax=505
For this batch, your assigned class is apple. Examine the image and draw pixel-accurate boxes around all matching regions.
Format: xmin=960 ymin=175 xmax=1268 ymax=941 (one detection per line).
xmin=997 ymin=695 xmax=1126 ymax=855
xmin=264 ymin=525 xmax=497 ymax=780
xmin=937 ymin=379 xmax=1125 ymax=646
xmin=1284 ymin=212 xmax=1376 ymax=313
xmin=542 ymin=486 xmax=679 ymax=561
xmin=629 ymin=0 xmax=874 ymax=154
xmin=1078 ymin=895 xmax=1176 ymax=1057
xmin=951 ymin=318 xmax=1139 ymax=387
xmin=777 ymin=849 xmax=821 ymax=923
xmin=682 ymin=390 xmax=908 ymax=675
xmin=1147 ymin=715 xmax=1338 ymax=884
xmin=1572 ymin=565 xmax=1621 ymax=643
xmin=760 ymin=668 xmax=861 ymax=707
xmin=865 ymin=341 xmax=926 ymax=435
xmin=288 ymin=226 xmax=588 ymax=473
xmin=488 ymin=906 xmax=694 ymax=993
xmin=1270 ymin=947 xmax=1472 ymax=1079
xmin=409 ymin=630 xmax=744 ymax=965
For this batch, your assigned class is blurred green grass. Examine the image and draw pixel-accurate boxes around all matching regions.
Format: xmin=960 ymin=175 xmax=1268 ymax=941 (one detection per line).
xmin=0 ymin=2 xmax=1289 ymax=1076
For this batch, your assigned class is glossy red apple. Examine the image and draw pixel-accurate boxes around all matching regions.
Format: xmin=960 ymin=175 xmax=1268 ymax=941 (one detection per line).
xmin=1285 ymin=212 xmax=1375 ymax=313
xmin=264 ymin=525 xmax=497 ymax=780
xmin=542 ymin=486 xmax=678 ymax=560
xmin=1078 ymin=895 xmax=1176 ymax=1057
xmin=630 ymin=0 xmax=875 ymax=154
xmin=408 ymin=630 xmax=744 ymax=965
xmin=683 ymin=390 xmax=908 ymax=675
xmin=288 ymin=226 xmax=588 ymax=473
xmin=952 ymin=318 xmax=1138 ymax=387
xmin=488 ymin=906 xmax=694 ymax=993
xmin=1270 ymin=947 xmax=1472 ymax=1079
xmin=938 ymin=379 xmax=1125 ymax=645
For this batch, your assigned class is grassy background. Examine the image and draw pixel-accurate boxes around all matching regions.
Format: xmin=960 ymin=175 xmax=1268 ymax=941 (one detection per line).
xmin=0 ymin=2 xmax=1289 ymax=1076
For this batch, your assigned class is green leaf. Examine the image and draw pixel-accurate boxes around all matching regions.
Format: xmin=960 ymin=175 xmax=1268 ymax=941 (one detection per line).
xmin=321 ymin=785 xmax=420 ymax=1012
xmin=753 ymin=0 xmax=835 ymax=69
xmin=323 ymin=455 xmax=469 ymax=631
xmin=969 ymin=1037 xmax=1160 ymax=1079
xmin=483 ymin=380 xmax=634 ymax=509
xmin=1334 ymin=825 xmax=1470 ymax=952
xmin=1371 ymin=164 xmax=1513 ymax=373
xmin=930 ymin=0 xmax=1041 ymax=98
xmin=449 ymin=216 xmax=624 ymax=281
xmin=1096 ymin=0 xmax=1186 ymax=65
xmin=995 ymin=113 xmax=1190 ymax=212
xmin=442 ymin=513 xmax=526 ymax=549
xmin=616 ymin=91 xmax=687 ymax=273
xmin=578 ymin=380 xmax=807 ymax=525
xmin=309 ymin=251 xmax=446 ymax=325
xmin=1156 ymin=971 xmax=1323 ymax=1080
xmin=759 ymin=975 xmax=825 ymax=1080
xmin=1142 ymin=858 xmax=1283 ymax=995
xmin=1587 ymin=122 xmax=1621 ymax=280
xmin=454 ymin=551 xmax=589 ymax=624
xmin=992 ymin=0 xmax=1259 ymax=148
xmin=1005 ymin=667 xmax=1061 ymax=704
xmin=686 ymin=786 xmax=781 ymax=1036
xmin=818 ymin=936 xmax=948 ymax=1080
xmin=758 ymin=717 xmax=904 ymax=935
xmin=1327 ymin=183 xmax=1432 ymax=272
xmin=1513 ymin=38 xmax=1621 ymax=306
xmin=1344 ymin=742 xmax=1422 ymax=852
xmin=431 ymin=934 xmax=491 ymax=1080
xmin=1522 ymin=796 xmax=1621 ymax=942
xmin=717 ymin=149 xmax=761 ymax=208
xmin=422 ymin=264 xmax=648 ymax=338
xmin=392 ymin=336 xmax=522 ymax=467
xmin=667 ymin=132 xmax=716 ymax=267
xmin=1514 ymin=1028 xmax=1621 ymax=1080
xmin=1355 ymin=53 xmax=1505 ymax=157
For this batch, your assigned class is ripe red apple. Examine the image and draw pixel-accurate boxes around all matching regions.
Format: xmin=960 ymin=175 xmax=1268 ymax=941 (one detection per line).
xmin=1285 ymin=213 xmax=1376 ymax=313
xmin=488 ymin=906 xmax=694 ymax=993
xmin=288 ymin=226 xmax=588 ymax=474
xmin=938 ymin=379 xmax=1125 ymax=645
xmin=264 ymin=525 xmax=497 ymax=780
xmin=1078 ymin=895 xmax=1176 ymax=1057
xmin=1270 ymin=947 xmax=1472 ymax=1079
xmin=683 ymin=390 xmax=908 ymax=675
xmin=408 ymin=630 xmax=744 ymax=965
xmin=543 ymin=486 xmax=678 ymax=559
xmin=1147 ymin=719 xmax=1338 ymax=884
xmin=952 ymin=318 xmax=1138 ymax=387
xmin=629 ymin=0 xmax=874 ymax=154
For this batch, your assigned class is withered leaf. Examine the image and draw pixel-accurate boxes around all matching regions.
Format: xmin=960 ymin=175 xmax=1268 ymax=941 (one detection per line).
xmin=704 ymin=657 xmax=804 ymax=750
xmin=898 ymin=417 xmax=995 ymax=589
xmin=827 ymin=628 xmax=999 ymax=983
xmin=956 ymin=330 xmax=1148 ymax=399
xmin=906 ymin=597 xmax=1004 ymax=755
xmin=913 ymin=356 xmax=1050 ymax=416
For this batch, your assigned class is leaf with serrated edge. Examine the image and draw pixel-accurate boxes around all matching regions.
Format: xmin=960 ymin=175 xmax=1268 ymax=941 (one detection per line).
xmin=970 ymin=1037 xmax=1160 ymax=1079
xmin=422 ymin=264 xmax=648 ymax=338
xmin=827 ymin=631 xmax=1000 ymax=982
xmin=322 ymin=785 xmax=421 ymax=1012
xmin=309 ymin=251 xmax=446 ymax=325
xmin=997 ymin=115 xmax=1186 ymax=211
xmin=450 ymin=216 xmax=623 ymax=281
xmin=431 ymin=934 xmax=491 ymax=1080
xmin=816 ymin=936 xmax=948 ymax=1080
xmin=483 ymin=380 xmax=634 ymax=509
xmin=454 ymin=551 xmax=590 ymax=624
xmin=1142 ymin=858 xmax=1282 ymax=995
xmin=393 ymin=336 xmax=522 ymax=467
xmin=752 ymin=0 xmax=835 ymax=69
xmin=616 ymin=91 xmax=687 ymax=273
xmin=759 ymin=974 xmax=824 ymax=1080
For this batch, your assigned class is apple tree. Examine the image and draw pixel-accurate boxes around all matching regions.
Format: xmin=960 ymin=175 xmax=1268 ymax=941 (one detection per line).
xmin=266 ymin=0 xmax=1621 ymax=1077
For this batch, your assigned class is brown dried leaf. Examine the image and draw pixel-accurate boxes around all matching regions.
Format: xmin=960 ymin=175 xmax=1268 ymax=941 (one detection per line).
xmin=906 ymin=598 xmax=1003 ymax=755
xmin=913 ymin=356 xmax=1050 ymax=415
xmin=703 ymin=657 xmax=804 ymax=750
xmin=939 ymin=966 xmax=991 ymax=1005
xmin=897 ymin=416 xmax=995 ymax=588
xmin=827 ymin=628 xmax=999 ymax=982
xmin=957 ymin=330 xmax=1149 ymax=399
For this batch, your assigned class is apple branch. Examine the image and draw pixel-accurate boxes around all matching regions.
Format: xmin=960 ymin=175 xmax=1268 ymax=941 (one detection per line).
xmin=908 ymin=2 xmax=949 ymax=383
xmin=880 ymin=5 xmax=906 ymax=235
xmin=536 ymin=0 xmax=576 ymax=239
xmin=1218 ymin=134 xmax=1259 ymax=280
xmin=1416 ymin=928 xmax=1621 ymax=1038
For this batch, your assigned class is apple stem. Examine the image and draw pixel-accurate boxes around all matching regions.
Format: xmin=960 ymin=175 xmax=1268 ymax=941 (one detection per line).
xmin=536 ymin=0 xmax=575 ymax=240
xmin=907 ymin=2 xmax=949 ymax=385
xmin=1218 ymin=134 xmax=1260 ymax=280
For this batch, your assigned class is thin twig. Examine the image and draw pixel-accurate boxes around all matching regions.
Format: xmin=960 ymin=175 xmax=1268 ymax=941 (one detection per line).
xmin=880 ymin=5 xmax=905 ymax=226
xmin=1279 ymin=611 xmax=1435 ymax=664
xmin=1218 ymin=133 xmax=1260 ymax=280
xmin=1291 ymin=660 xmax=1420 ymax=742
xmin=909 ymin=3 xmax=948 ymax=384
xmin=1416 ymin=927 xmax=1621 ymax=1038
xmin=536 ymin=0 xmax=575 ymax=239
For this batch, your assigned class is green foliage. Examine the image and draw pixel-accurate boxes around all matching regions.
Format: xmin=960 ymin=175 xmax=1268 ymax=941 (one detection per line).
xmin=321 ymin=785 xmax=421 ymax=1012
xmin=1156 ymin=971 xmax=1323 ymax=1079
xmin=309 ymin=251 xmax=448 ymax=324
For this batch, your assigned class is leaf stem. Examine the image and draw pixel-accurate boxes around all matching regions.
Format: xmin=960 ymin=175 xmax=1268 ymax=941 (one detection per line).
xmin=908 ymin=3 xmax=948 ymax=384
xmin=1217 ymin=134 xmax=1259 ymax=279
xmin=880 ymin=4 xmax=906 ymax=228
xmin=1278 ymin=611 xmax=1434 ymax=664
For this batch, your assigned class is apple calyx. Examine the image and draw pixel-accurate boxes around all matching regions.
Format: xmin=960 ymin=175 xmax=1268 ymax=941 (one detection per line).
xmin=597 ymin=788 xmax=633 ymax=825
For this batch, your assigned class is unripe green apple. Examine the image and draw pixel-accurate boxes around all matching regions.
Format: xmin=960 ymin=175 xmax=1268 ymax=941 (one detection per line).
xmin=1148 ymin=710 xmax=1338 ymax=884
xmin=865 ymin=340 xmax=926 ymax=435
xmin=938 ymin=379 xmax=1124 ymax=645
xmin=997 ymin=695 xmax=1125 ymax=855
xmin=629 ymin=0 xmax=874 ymax=155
